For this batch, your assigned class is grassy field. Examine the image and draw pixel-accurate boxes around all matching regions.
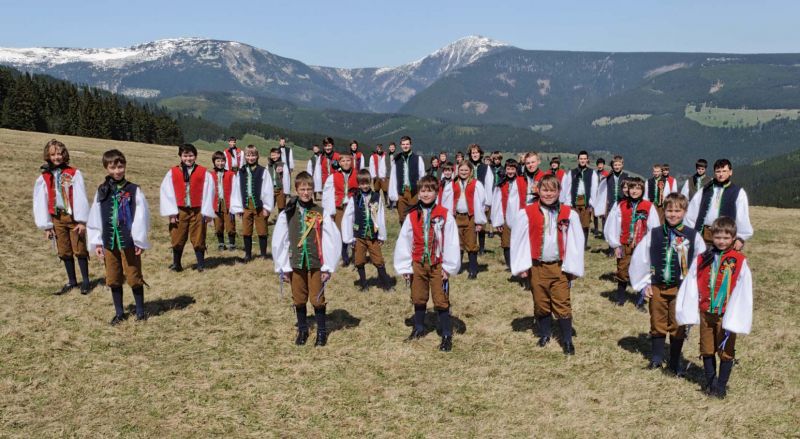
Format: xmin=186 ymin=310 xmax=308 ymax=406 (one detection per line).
xmin=1 ymin=128 xmax=798 ymax=437
xmin=685 ymin=104 xmax=800 ymax=128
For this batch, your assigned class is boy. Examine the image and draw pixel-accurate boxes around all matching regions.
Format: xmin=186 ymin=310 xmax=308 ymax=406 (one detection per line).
xmin=341 ymin=169 xmax=392 ymax=291
xmin=350 ymin=140 xmax=367 ymax=171
xmin=273 ymin=172 xmax=342 ymax=347
xmin=510 ymin=174 xmax=584 ymax=355
xmin=521 ymin=152 xmax=545 ymax=205
xmin=278 ymin=136 xmax=295 ymax=176
xmin=561 ymin=151 xmax=599 ymax=248
xmin=427 ymin=157 xmax=441 ymax=179
xmin=211 ymin=151 xmax=237 ymax=251
xmin=549 ymin=156 xmax=566 ymax=182
xmin=87 ymin=149 xmax=151 ymax=325
xmin=159 ymin=144 xmax=216 ymax=272
xmin=229 ymin=145 xmax=275 ymax=261
xmin=685 ymin=159 xmax=753 ymax=249
xmin=676 ymin=217 xmax=753 ymax=398
xmin=268 ymin=148 xmax=291 ymax=214
xmin=440 ymin=162 xmax=487 ymax=279
xmin=306 ymin=144 xmax=322 ymax=199
xmin=436 ymin=161 xmax=456 ymax=206
xmin=681 ymin=159 xmax=708 ymax=199
xmin=491 ymin=159 xmax=527 ymax=271
xmin=369 ymin=143 xmax=388 ymax=201
xmin=595 ymin=155 xmax=628 ymax=223
xmin=593 ymin=158 xmax=610 ymax=236
xmin=224 ymin=136 xmax=244 ymax=172
xmin=394 ymin=175 xmax=461 ymax=352
xmin=629 ymin=193 xmax=706 ymax=372
xmin=604 ymin=177 xmax=661 ymax=308
xmin=313 ymin=137 xmax=341 ymax=194
xmin=388 ymin=136 xmax=426 ymax=224
xmin=661 ymin=164 xmax=678 ymax=195
xmin=385 ymin=142 xmax=397 ymax=208
xmin=33 ymin=139 xmax=91 ymax=295
xmin=322 ymin=153 xmax=358 ymax=266
xmin=644 ymin=163 xmax=674 ymax=223
xmin=467 ymin=144 xmax=495 ymax=255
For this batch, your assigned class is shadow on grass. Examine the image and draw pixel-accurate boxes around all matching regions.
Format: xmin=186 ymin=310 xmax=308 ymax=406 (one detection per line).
xmin=598 ymin=272 xmax=618 ymax=282
xmin=351 ymin=275 xmax=398 ymax=290
xmin=618 ymin=333 xmax=708 ymax=386
xmin=202 ymin=256 xmax=241 ymax=270
xmin=404 ymin=311 xmax=467 ymax=336
xmin=600 ymin=288 xmax=638 ymax=305
xmin=305 ymin=309 xmax=361 ymax=334
xmin=511 ymin=316 xmax=577 ymax=340
xmin=125 ymin=294 xmax=195 ymax=318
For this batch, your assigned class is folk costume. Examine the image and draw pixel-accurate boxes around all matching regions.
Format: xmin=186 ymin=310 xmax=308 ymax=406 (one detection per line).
xmin=438 ymin=176 xmax=487 ymax=278
xmin=229 ymin=162 xmax=275 ymax=260
xmin=369 ymin=151 xmax=389 ymax=200
xmin=490 ymin=174 xmax=526 ymax=271
xmin=322 ymin=167 xmax=359 ymax=266
xmin=681 ymin=172 xmax=709 ymax=200
xmin=268 ymin=158 xmax=291 ymax=213
xmin=685 ymin=180 xmax=753 ymax=246
xmin=313 ymin=151 xmax=341 ymax=193
xmin=224 ymin=145 xmax=245 ymax=172
xmin=644 ymin=175 xmax=677 ymax=223
xmin=341 ymin=188 xmax=392 ymax=291
xmin=387 ymin=150 xmax=426 ymax=224
xmin=211 ymin=166 xmax=237 ymax=250
xmin=562 ymin=165 xmax=600 ymax=246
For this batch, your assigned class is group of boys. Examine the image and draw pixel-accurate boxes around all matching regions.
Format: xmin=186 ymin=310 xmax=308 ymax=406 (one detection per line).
xmin=34 ymin=136 xmax=754 ymax=398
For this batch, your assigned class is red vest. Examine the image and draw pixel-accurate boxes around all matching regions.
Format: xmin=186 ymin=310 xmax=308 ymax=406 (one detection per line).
xmin=525 ymin=202 xmax=572 ymax=260
xmin=41 ymin=166 xmax=77 ymax=215
xmin=352 ymin=151 xmax=364 ymax=170
xmin=371 ymin=154 xmax=381 ymax=173
xmin=499 ymin=176 xmax=527 ymax=216
xmin=619 ymin=199 xmax=652 ymax=245
xmin=451 ymin=178 xmax=477 ymax=215
xmin=171 ymin=165 xmax=207 ymax=208
xmin=320 ymin=152 xmax=341 ymax=186
xmin=599 ymin=170 xmax=610 ymax=178
xmin=409 ymin=205 xmax=449 ymax=265
xmin=697 ymin=250 xmax=745 ymax=314
xmin=333 ymin=170 xmax=358 ymax=207
xmin=551 ymin=169 xmax=566 ymax=180
xmin=212 ymin=169 xmax=235 ymax=208
xmin=225 ymin=148 xmax=242 ymax=169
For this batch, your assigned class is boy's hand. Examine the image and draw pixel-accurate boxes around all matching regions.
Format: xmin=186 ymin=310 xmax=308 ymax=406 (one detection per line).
xmin=644 ymin=285 xmax=653 ymax=299
xmin=169 ymin=215 xmax=178 ymax=224
xmin=518 ymin=271 xmax=528 ymax=279
xmin=44 ymin=229 xmax=54 ymax=240
xmin=403 ymin=274 xmax=411 ymax=281
xmin=204 ymin=216 xmax=213 ymax=224
xmin=320 ymin=272 xmax=331 ymax=283
xmin=475 ymin=224 xmax=483 ymax=232
xmin=95 ymin=245 xmax=104 ymax=258
xmin=237 ymin=213 xmax=243 ymax=219
xmin=495 ymin=225 xmax=503 ymax=233
xmin=281 ymin=273 xmax=291 ymax=283
xmin=74 ymin=223 xmax=86 ymax=236
xmin=135 ymin=247 xmax=144 ymax=256
xmin=378 ymin=240 xmax=384 ymax=246
xmin=261 ymin=209 xmax=270 ymax=217
xmin=733 ymin=238 xmax=745 ymax=251
xmin=614 ymin=247 xmax=624 ymax=259
xmin=442 ymin=270 xmax=449 ymax=280
xmin=566 ymin=272 xmax=577 ymax=282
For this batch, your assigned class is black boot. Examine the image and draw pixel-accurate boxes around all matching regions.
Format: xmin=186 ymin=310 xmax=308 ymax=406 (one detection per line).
xmin=715 ymin=360 xmax=734 ymax=399
xmin=356 ymin=265 xmax=368 ymax=291
xmin=406 ymin=305 xmax=426 ymax=340
xmin=648 ymin=336 xmax=666 ymax=369
xmin=341 ymin=244 xmax=350 ymax=267
xmin=468 ymin=252 xmax=478 ymax=279
xmin=227 ymin=234 xmax=236 ymax=251
xmin=558 ymin=318 xmax=575 ymax=355
xmin=478 ymin=231 xmax=486 ymax=255
xmin=243 ymin=236 xmax=253 ymax=261
xmin=376 ymin=265 xmax=392 ymax=291
xmin=77 ymin=256 xmax=90 ymax=294
xmin=258 ymin=235 xmax=268 ymax=258
xmin=194 ymin=249 xmax=205 ymax=272
xmin=668 ymin=336 xmax=686 ymax=376
xmin=537 ymin=314 xmax=552 ymax=347
xmin=459 ymin=251 xmax=464 ymax=273
xmin=314 ymin=307 xmax=328 ymax=347
xmin=503 ymin=248 xmax=511 ymax=272
xmin=132 ymin=286 xmax=146 ymax=320
xmin=583 ymin=227 xmax=590 ymax=250
xmin=110 ymin=286 xmax=125 ymax=325
xmin=616 ymin=281 xmax=627 ymax=306
xmin=216 ymin=233 xmax=225 ymax=251
xmin=295 ymin=305 xmax=309 ymax=345
xmin=170 ymin=247 xmax=184 ymax=272
xmin=702 ymin=356 xmax=717 ymax=395
xmin=56 ymin=257 xmax=78 ymax=295
xmin=437 ymin=308 xmax=453 ymax=352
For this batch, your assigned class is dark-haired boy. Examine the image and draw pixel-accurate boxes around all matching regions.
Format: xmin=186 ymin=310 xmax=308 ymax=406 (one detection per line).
xmin=491 ymin=159 xmax=527 ymax=271
xmin=685 ymin=159 xmax=753 ymax=248
xmin=322 ymin=152 xmax=358 ymax=266
xmin=224 ymin=137 xmax=244 ymax=172
xmin=273 ymin=171 xmax=342 ymax=347
xmin=211 ymin=151 xmax=237 ymax=251
xmin=677 ymin=216 xmax=753 ymax=398
xmin=369 ymin=144 xmax=388 ymax=202
xmin=230 ymin=145 xmax=275 ymax=261
xmin=388 ymin=136 xmax=426 ymax=224
xmin=350 ymin=140 xmax=367 ymax=172
xmin=561 ymin=151 xmax=599 ymax=248
xmin=268 ymin=148 xmax=291 ymax=214
xmin=629 ymin=193 xmax=706 ymax=372
xmin=681 ymin=159 xmax=709 ymax=199
xmin=306 ymin=144 xmax=322 ymax=200
xmin=87 ymin=149 xmax=151 ymax=324
xmin=313 ymin=137 xmax=341 ymax=194
xmin=159 ymin=144 xmax=216 ymax=272
xmin=394 ymin=175 xmax=461 ymax=351
xmin=342 ymin=169 xmax=392 ymax=291
xmin=644 ymin=163 xmax=676 ymax=223
xmin=278 ymin=136 xmax=295 ymax=176
xmin=593 ymin=158 xmax=610 ymax=237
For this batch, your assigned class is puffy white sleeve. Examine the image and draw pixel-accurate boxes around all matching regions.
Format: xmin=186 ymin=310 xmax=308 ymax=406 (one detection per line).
xmin=313 ymin=160 xmax=323 ymax=192
xmin=722 ymin=260 xmax=753 ymax=334
xmin=684 ymin=189 xmax=702 ymax=229
xmin=282 ymin=169 xmax=291 ymax=195
xmin=417 ymin=156 xmax=426 ymax=181
xmin=693 ymin=232 xmax=707 ymax=255
xmin=647 ymin=204 xmax=661 ymax=229
xmin=368 ymin=156 xmax=377 ymax=178
xmin=510 ymin=209 xmax=532 ymax=276
xmin=86 ymin=191 xmax=103 ymax=247
xmin=562 ymin=210 xmax=585 ymax=277
xmin=735 ymin=190 xmax=753 ymax=241
xmin=229 ymin=174 xmax=243 ymax=214
xmin=271 ymin=212 xmax=292 ymax=273
xmin=491 ymin=188 xmax=504 ymax=227
xmin=306 ymin=160 xmax=314 ymax=176
xmin=321 ymin=176 xmax=335 ymax=216
xmin=289 ymin=148 xmax=295 ymax=171
xmin=379 ymin=156 xmax=387 ymax=178
xmin=132 ymin=188 xmax=151 ymax=250
xmin=32 ymin=175 xmax=53 ymax=230
xmin=340 ymin=198 xmax=355 ymax=244
xmin=388 ymin=159 xmax=398 ymax=201
xmin=629 ymin=231 xmax=653 ymax=291
xmin=482 ymin=168 xmax=494 ymax=206
xmin=560 ymin=174 xmax=572 ymax=206
xmin=321 ymin=214 xmax=342 ymax=273
xmin=159 ymin=171 xmax=178 ymax=217
xmin=643 ymin=181 xmax=651 ymax=201
xmin=71 ymin=170 xmax=90 ymax=223
xmin=604 ymin=203 xmax=622 ymax=248
xmin=441 ymin=212 xmax=461 ymax=276
xmin=473 ymin=182 xmax=487 ymax=224
xmin=260 ymin=170 xmax=275 ymax=213
xmin=676 ymin=259 xmax=701 ymax=327
xmin=595 ymin=179 xmax=608 ymax=217
xmin=377 ymin=200 xmax=387 ymax=242
xmin=680 ymin=181 xmax=690 ymax=198
xmin=201 ymin=171 xmax=217 ymax=219
xmin=393 ymin=217 xmax=414 ymax=275
xmin=589 ymin=171 xmax=600 ymax=210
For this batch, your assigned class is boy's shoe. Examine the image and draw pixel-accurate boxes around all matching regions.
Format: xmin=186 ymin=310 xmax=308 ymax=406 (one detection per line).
xmin=537 ymin=336 xmax=551 ymax=347
xmin=636 ymin=304 xmax=648 ymax=313
xmin=314 ymin=332 xmax=328 ymax=347
xmin=217 ymin=243 xmax=225 ymax=251
xmin=647 ymin=361 xmax=662 ymax=370
xmin=439 ymin=336 xmax=453 ymax=352
xmin=80 ymin=281 xmax=91 ymax=295
xmin=168 ymin=264 xmax=183 ymax=272
xmin=54 ymin=283 xmax=78 ymax=295
xmin=405 ymin=329 xmax=425 ymax=341
xmin=110 ymin=314 xmax=128 ymax=326
xmin=562 ymin=341 xmax=576 ymax=355
xmin=295 ymin=330 xmax=309 ymax=346
xmin=135 ymin=313 xmax=148 ymax=322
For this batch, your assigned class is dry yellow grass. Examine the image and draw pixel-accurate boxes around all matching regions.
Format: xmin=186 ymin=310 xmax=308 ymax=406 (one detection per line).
xmin=0 ymin=128 xmax=798 ymax=437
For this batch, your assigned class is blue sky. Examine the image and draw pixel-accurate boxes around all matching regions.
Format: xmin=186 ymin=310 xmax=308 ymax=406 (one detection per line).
xmin=2 ymin=0 xmax=797 ymax=67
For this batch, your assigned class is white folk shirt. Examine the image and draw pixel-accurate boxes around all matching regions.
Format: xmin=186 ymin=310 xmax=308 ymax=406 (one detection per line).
xmin=456 ymin=180 xmax=469 ymax=214
xmin=541 ymin=206 xmax=561 ymax=262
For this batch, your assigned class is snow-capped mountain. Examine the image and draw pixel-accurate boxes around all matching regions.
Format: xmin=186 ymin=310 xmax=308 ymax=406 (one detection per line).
xmin=312 ymin=36 xmax=512 ymax=112
xmin=0 ymin=35 xmax=510 ymax=112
